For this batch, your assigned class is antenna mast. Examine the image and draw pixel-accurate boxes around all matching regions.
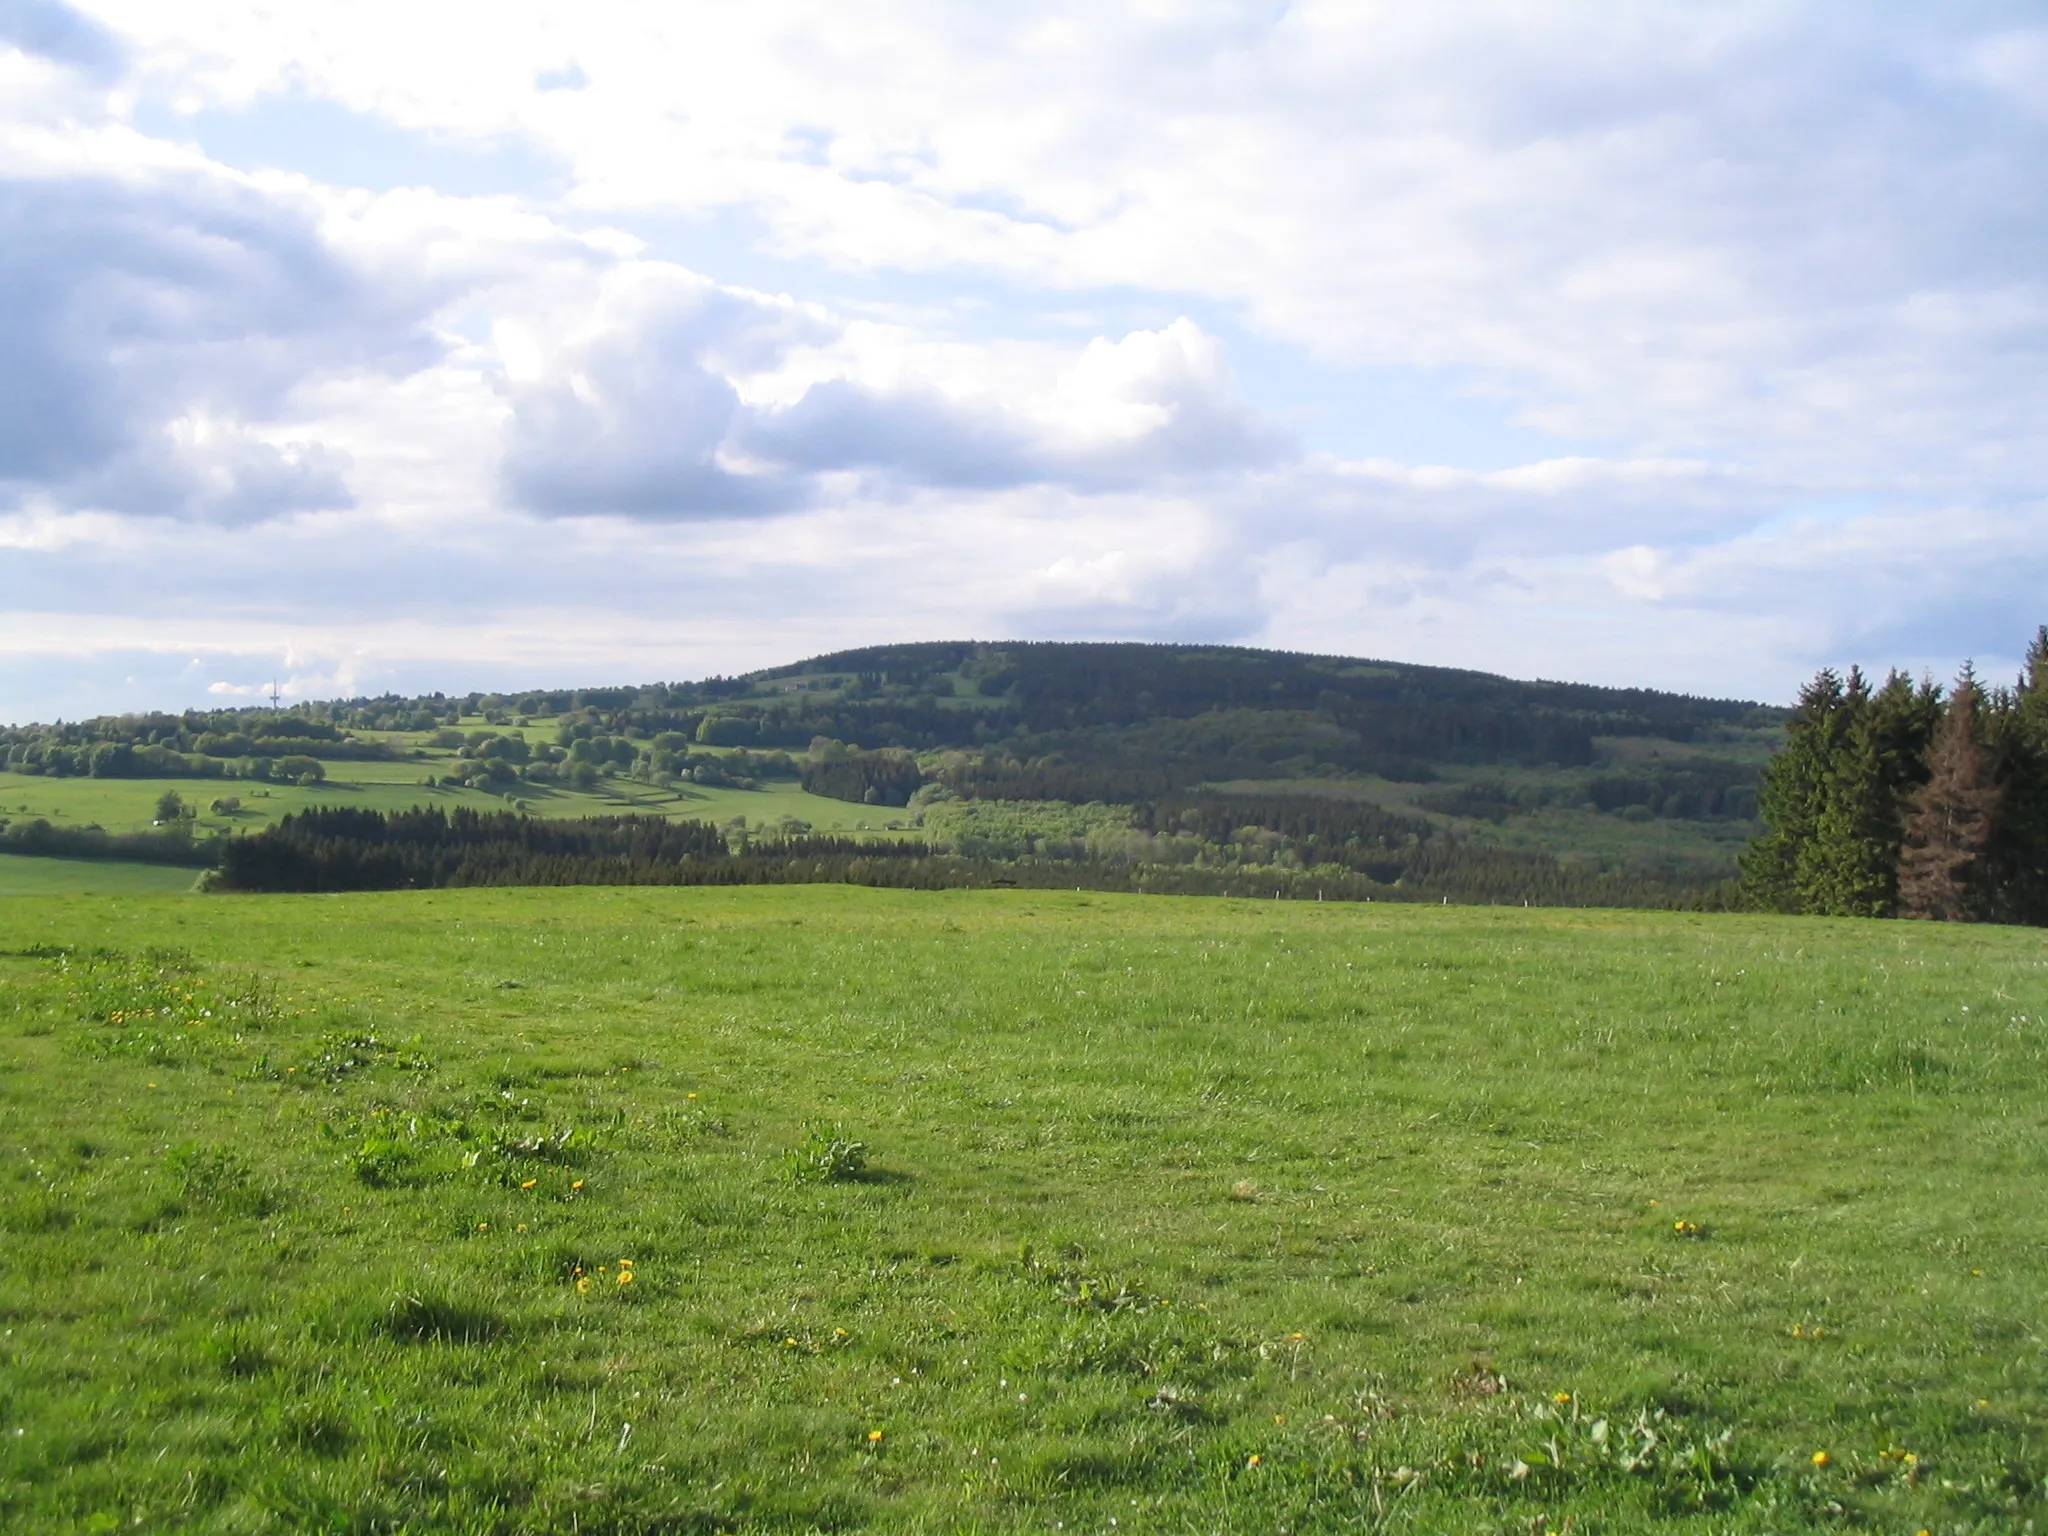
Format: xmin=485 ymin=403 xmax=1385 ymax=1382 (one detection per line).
xmin=269 ymin=679 xmax=282 ymax=710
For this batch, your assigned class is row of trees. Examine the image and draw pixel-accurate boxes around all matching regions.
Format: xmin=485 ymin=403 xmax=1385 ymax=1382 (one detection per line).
xmin=213 ymin=801 xmax=1725 ymax=910
xmin=1741 ymin=628 xmax=2048 ymax=923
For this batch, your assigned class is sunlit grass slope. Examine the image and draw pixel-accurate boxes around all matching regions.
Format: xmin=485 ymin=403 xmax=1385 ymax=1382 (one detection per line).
xmin=0 ymin=853 xmax=201 ymax=896
xmin=0 ymin=767 xmax=899 ymax=841
xmin=1 ymin=889 xmax=2043 ymax=1533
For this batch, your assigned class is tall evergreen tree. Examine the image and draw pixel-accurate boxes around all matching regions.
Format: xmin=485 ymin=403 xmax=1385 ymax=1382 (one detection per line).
xmin=1796 ymin=669 xmax=1911 ymax=916
xmin=1745 ymin=667 xmax=1939 ymax=917
xmin=1899 ymin=667 xmax=2002 ymax=921
xmin=1984 ymin=627 xmax=2048 ymax=924
xmin=1742 ymin=668 xmax=1848 ymax=912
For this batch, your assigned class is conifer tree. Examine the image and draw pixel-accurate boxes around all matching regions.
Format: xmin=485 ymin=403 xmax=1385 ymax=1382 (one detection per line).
xmin=1742 ymin=668 xmax=1848 ymax=912
xmin=1821 ymin=669 xmax=1940 ymax=915
xmin=1898 ymin=667 xmax=2002 ymax=921
xmin=1802 ymin=671 xmax=1908 ymax=913
xmin=1746 ymin=667 xmax=1938 ymax=917
xmin=1984 ymin=627 xmax=2048 ymax=923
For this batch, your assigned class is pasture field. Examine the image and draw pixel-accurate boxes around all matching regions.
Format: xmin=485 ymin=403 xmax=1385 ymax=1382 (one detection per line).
xmin=0 ymin=853 xmax=201 ymax=896
xmin=0 ymin=889 xmax=2044 ymax=1533
xmin=0 ymin=769 xmax=901 ymax=841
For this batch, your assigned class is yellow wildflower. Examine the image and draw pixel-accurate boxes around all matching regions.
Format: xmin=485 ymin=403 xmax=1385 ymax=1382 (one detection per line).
xmin=868 ymin=1429 xmax=884 ymax=1442
xmin=616 ymin=1269 xmax=634 ymax=1287
xmin=1811 ymin=1450 xmax=1830 ymax=1468
xmin=1246 ymin=1454 xmax=1262 ymax=1468
xmin=576 ymin=1276 xmax=591 ymax=1294
xmin=1554 ymin=1392 xmax=1572 ymax=1405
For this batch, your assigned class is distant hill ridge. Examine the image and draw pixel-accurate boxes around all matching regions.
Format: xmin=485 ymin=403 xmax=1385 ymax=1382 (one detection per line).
xmin=758 ymin=639 xmax=1774 ymax=729
xmin=5 ymin=640 xmax=1782 ymax=789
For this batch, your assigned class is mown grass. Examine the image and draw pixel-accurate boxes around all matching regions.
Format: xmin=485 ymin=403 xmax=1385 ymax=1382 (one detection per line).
xmin=0 ymin=853 xmax=202 ymax=896
xmin=0 ymin=770 xmax=901 ymax=842
xmin=0 ymin=887 xmax=2042 ymax=1533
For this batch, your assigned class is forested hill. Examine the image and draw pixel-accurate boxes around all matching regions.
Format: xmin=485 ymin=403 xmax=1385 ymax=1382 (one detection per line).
xmin=762 ymin=640 xmax=1773 ymax=746
xmin=4 ymin=640 xmax=1780 ymax=795
xmin=733 ymin=640 xmax=1780 ymax=794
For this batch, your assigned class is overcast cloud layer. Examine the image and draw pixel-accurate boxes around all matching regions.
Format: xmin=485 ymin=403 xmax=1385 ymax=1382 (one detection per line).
xmin=2 ymin=0 xmax=2045 ymax=720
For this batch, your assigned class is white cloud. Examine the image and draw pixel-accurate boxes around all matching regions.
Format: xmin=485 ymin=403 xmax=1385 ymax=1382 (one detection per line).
xmin=2 ymin=0 xmax=2046 ymax=717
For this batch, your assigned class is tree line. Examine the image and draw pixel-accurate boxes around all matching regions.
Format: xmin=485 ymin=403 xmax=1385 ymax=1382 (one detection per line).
xmin=211 ymin=804 xmax=1725 ymax=909
xmin=2 ymin=708 xmax=381 ymax=780
xmin=1741 ymin=627 xmax=2048 ymax=923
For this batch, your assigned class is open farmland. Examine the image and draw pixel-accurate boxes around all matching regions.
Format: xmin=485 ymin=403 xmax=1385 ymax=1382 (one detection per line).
xmin=0 ymin=854 xmax=201 ymax=897
xmin=0 ymin=759 xmax=903 ymax=844
xmin=1 ymin=888 xmax=2044 ymax=1533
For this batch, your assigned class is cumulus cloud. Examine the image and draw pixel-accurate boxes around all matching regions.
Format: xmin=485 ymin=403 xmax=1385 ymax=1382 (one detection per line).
xmin=739 ymin=317 xmax=1286 ymax=494
xmin=79 ymin=3 xmax=2047 ymax=484
xmin=498 ymin=269 xmax=824 ymax=518
xmin=496 ymin=271 xmax=1285 ymax=515
xmin=0 ymin=0 xmax=123 ymax=79
xmin=0 ymin=167 xmax=439 ymax=521
xmin=3 ymin=1 xmax=2047 ymax=717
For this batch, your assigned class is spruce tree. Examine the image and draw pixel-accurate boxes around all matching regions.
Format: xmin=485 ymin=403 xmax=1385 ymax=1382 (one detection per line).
xmin=1745 ymin=666 xmax=1939 ymax=917
xmin=1795 ymin=668 xmax=1894 ymax=916
xmin=1984 ymin=627 xmax=2048 ymax=924
xmin=1898 ymin=667 xmax=2002 ymax=921
xmin=1742 ymin=668 xmax=1847 ymax=912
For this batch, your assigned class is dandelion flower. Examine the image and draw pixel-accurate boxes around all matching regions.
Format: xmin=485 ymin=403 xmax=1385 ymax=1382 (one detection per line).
xmin=1246 ymin=1454 xmax=1261 ymax=1468
xmin=576 ymin=1276 xmax=591 ymax=1294
xmin=1554 ymin=1392 xmax=1572 ymax=1404
xmin=616 ymin=1270 xmax=634 ymax=1287
xmin=477 ymin=1222 xmax=489 ymax=1232
xmin=519 ymin=1179 xmax=536 ymax=1190
xmin=868 ymin=1429 xmax=884 ymax=1442
xmin=1811 ymin=1450 xmax=1830 ymax=1468
xmin=571 ymin=1180 xmax=585 ymax=1191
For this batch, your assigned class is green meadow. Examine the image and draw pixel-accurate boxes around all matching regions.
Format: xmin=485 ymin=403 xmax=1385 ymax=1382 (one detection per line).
xmin=0 ymin=854 xmax=201 ymax=897
xmin=0 ymin=763 xmax=901 ymax=843
xmin=1 ymin=887 xmax=2044 ymax=1533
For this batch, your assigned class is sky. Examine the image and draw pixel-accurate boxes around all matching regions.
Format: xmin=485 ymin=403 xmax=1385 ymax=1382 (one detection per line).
xmin=3 ymin=0 xmax=2046 ymax=722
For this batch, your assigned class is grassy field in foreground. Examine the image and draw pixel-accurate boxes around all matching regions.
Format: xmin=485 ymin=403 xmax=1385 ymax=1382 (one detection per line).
xmin=0 ymin=889 xmax=2043 ymax=1534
